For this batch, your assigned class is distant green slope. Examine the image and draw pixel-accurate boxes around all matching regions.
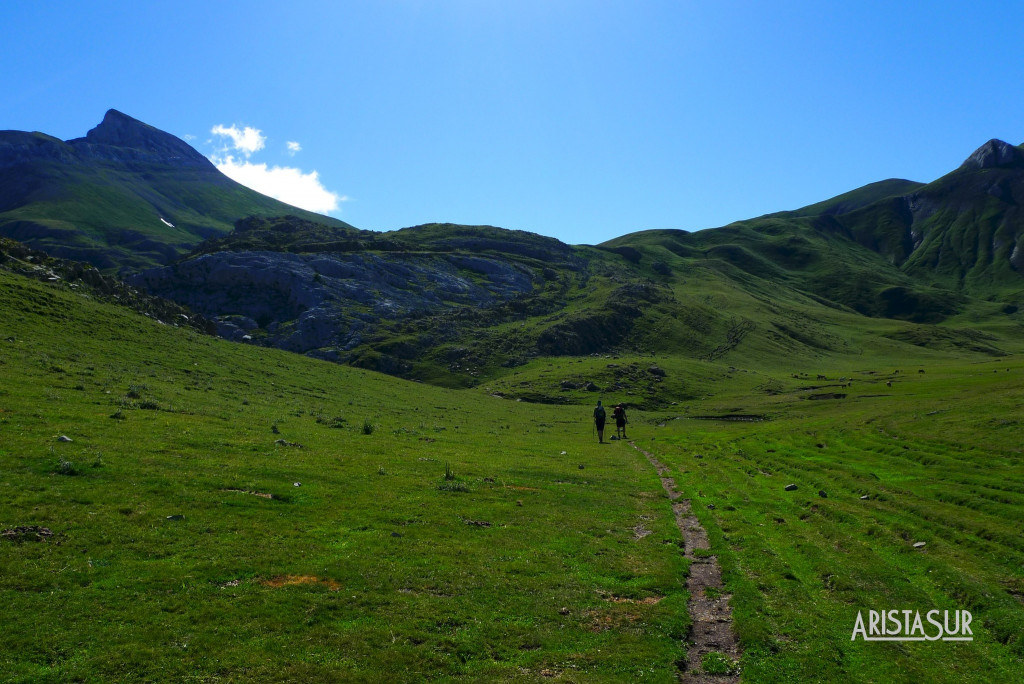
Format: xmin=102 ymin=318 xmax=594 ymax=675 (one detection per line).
xmin=130 ymin=214 xmax=1017 ymax=399
xmin=608 ymin=139 xmax=1024 ymax=307
xmin=773 ymin=178 xmax=925 ymax=218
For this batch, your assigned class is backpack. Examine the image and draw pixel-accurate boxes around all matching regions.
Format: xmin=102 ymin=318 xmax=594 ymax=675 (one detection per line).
xmin=613 ymin=406 xmax=624 ymax=420
xmin=594 ymin=405 xmax=606 ymax=420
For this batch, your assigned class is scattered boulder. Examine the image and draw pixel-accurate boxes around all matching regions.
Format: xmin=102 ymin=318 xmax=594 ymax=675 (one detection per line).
xmin=647 ymin=366 xmax=666 ymax=377
xmin=913 ymin=541 xmax=927 ymax=549
xmin=784 ymin=484 xmax=798 ymax=491
xmin=57 ymin=435 xmax=73 ymax=443
xmin=166 ymin=515 xmax=184 ymax=521
xmin=818 ymin=490 xmax=828 ymax=498
xmin=860 ymin=495 xmax=870 ymax=500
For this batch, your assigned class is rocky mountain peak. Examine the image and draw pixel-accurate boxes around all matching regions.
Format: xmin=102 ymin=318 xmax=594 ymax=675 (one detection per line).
xmin=959 ymin=139 xmax=1024 ymax=171
xmin=67 ymin=109 xmax=214 ymax=168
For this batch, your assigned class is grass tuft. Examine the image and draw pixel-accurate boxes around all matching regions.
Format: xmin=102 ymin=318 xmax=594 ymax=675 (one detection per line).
xmin=701 ymin=651 xmax=739 ymax=676
xmin=56 ymin=458 xmax=79 ymax=476
xmin=437 ymin=480 xmax=470 ymax=493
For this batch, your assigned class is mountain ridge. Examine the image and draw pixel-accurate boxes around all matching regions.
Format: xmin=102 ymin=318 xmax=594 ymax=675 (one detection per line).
xmin=0 ymin=109 xmax=352 ymax=272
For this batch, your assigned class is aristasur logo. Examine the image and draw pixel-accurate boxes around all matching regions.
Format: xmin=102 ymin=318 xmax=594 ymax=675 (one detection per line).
xmin=851 ymin=610 xmax=973 ymax=642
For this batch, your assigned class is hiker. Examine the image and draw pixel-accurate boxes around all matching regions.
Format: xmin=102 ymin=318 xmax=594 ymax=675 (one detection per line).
xmin=593 ymin=401 xmax=606 ymax=443
xmin=613 ymin=403 xmax=628 ymax=439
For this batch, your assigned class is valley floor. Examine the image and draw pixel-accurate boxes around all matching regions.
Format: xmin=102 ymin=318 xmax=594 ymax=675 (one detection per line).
xmin=1 ymin=271 xmax=1022 ymax=682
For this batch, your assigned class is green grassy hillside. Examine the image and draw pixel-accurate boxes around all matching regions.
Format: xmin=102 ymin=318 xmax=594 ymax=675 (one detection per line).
xmin=2 ymin=262 xmax=1022 ymax=681
xmin=0 ymin=160 xmax=353 ymax=274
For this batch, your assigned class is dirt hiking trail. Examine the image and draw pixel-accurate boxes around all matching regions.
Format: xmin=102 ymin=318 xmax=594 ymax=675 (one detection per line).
xmin=632 ymin=441 xmax=741 ymax=683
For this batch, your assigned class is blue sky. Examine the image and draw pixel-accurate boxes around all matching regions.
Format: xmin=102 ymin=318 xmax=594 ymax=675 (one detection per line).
xmin=4 ymin=1 xmax=1024 ymax=244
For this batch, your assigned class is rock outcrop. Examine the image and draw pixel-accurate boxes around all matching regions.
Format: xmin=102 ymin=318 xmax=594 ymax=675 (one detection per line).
xmin=959 ymin=139 xmax=1024 ymax=171
xmin=67 ymin=109 xmax=216 ymax=168
xmin=130 ymin=248 xmax=537 ymax=354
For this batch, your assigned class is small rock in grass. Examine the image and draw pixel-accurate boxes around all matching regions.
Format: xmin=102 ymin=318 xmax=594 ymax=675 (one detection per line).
xmin=516 ymin=500 xmax=523 ymax=507
xmin=166 ymin=515 xmax=184 ymax=521
xmin=913 ymin=541 xmax=926 ymax=548
xmin=707 ymin=503 xmax=716 ymax=510
xmin=860 ymin=495 xmax=870 ymax=500
xmin=57 ymin=435 xmax=73 ymax=443
xmin=784 ymin=484 xmax=798 ymax=491
xmin=293 ymin=482 xmax=301 ymax=487
xmin=818 ymin=490 xmax=828 ymax=498
xmin=560 ymin=451 xmax=567 ymax=455
xmin=578 ymin=464 xmax=585 ymax=470
xmin=391 ymin=532 xmax=402 ymax=538
xmin=558 ymin=607 xmax=570 ymax=615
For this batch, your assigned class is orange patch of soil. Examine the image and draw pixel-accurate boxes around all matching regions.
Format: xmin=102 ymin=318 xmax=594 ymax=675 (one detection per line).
xmin=260 ymin=575 xmax=341 ymax=591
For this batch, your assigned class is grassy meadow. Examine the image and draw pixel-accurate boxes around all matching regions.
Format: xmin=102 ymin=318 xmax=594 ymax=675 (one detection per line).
xmin=1 ymin=269 xmax=1023 ymax=682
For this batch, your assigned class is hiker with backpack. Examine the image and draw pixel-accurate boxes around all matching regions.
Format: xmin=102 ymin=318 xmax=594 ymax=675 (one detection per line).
xmin=613 ymin=403 xmax=628 ymax=440
xmin=593 ymin=401 xmax=606 ymax=443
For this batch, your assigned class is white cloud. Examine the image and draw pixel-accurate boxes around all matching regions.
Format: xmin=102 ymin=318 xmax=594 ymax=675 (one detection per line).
xmin=211 ymin=124 xmax=265 ymax=157
xmin=286 ymin=141 xmax=302 ymax=156
xmin=212 ymin=154 xmax=347 ymax=214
